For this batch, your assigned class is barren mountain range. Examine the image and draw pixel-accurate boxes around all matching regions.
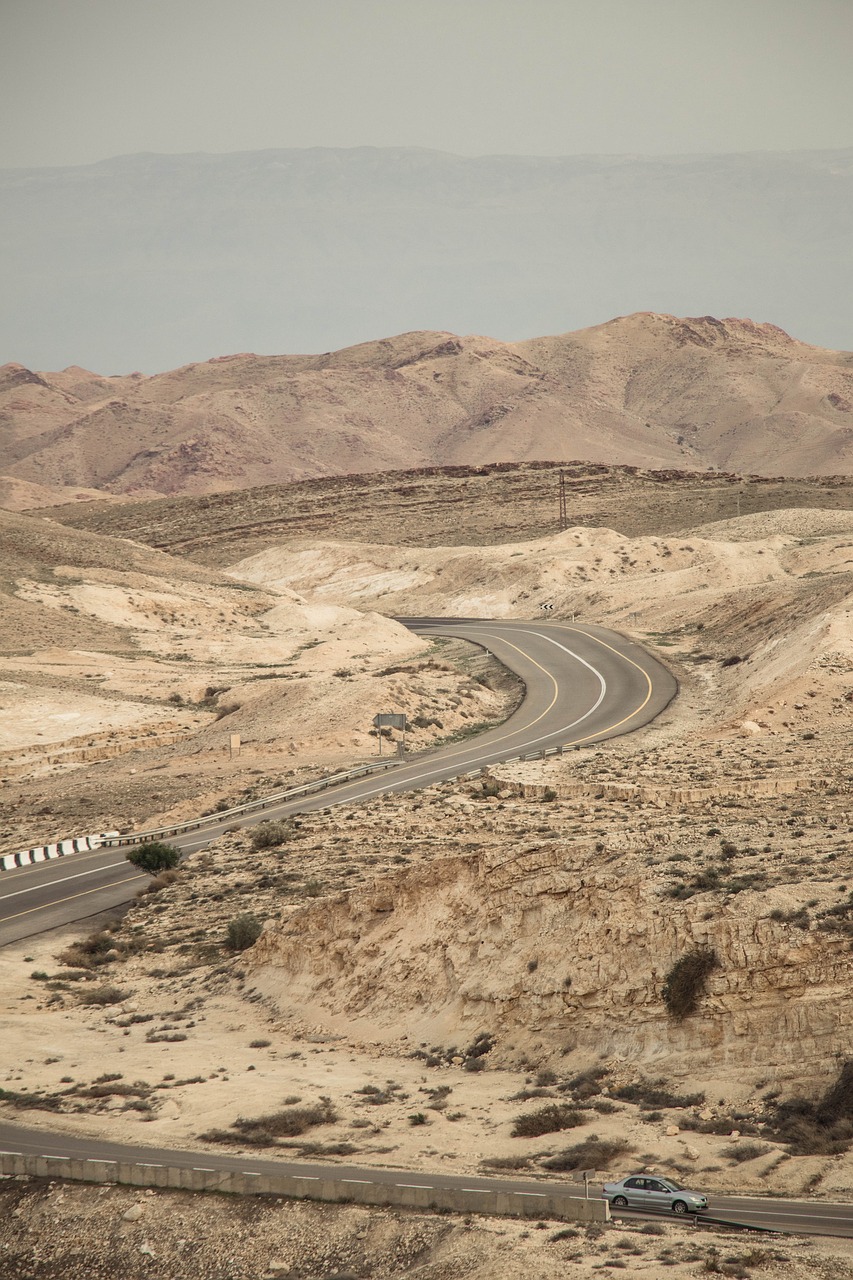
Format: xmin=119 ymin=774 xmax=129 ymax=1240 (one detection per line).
xmin=2 ymin=312 xmax=853 ymax=510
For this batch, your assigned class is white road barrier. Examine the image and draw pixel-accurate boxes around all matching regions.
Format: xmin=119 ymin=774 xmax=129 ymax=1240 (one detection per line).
xmin=0 ymin=832 xmax=119 ymax=873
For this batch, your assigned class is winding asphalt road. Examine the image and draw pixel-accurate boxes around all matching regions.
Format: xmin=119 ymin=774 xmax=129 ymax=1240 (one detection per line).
xmin=0 ymin=618 xmax=676 ymax=944
xmin=4 ymin=619 xmax=852 ymax=1235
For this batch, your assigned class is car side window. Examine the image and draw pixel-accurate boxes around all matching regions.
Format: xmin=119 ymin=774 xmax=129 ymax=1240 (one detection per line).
xmin=648 ymin=1180 xmax=666 ymax=1192
xmin=624 ymin=1178 xmax=641 ymax=1188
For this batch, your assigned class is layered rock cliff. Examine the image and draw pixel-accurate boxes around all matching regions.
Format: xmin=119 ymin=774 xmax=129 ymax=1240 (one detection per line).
xmin=248 ymin=790 xmax=853 ymax=1082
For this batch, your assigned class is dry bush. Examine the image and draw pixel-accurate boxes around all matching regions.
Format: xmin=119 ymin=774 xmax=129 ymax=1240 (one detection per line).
xmin=77 ymin=986 xmax=127 ymax=1006
xmin=565 ymin=1066 xmax=609 ymax=1099
xmin=722 ymin=1141 xmax=772 ymax=1164
xmin=58 ymin=929 xmax=116 ymax=970
xmin=767 ymin=1061 xmax=853 ymax=1155
xmin=662 ymin=946 xmax=719 ymax=1019
xmin=511 ymin=1103 xmax=585 ymax=1138
xmin=137 ymin=869 xmax=180 ymax=896
xmin=201 ymin=1098 xmax=338 ymax=1146
xmin=75 ymin=1081 xmax=151 ymax=1099
xmin=481 ymin=1155 xmax=534 ymax=1170
xmin=613 ymin=1079 xmax=705 ymax=1110
xmin=215 ymin=701 xmax=241 ymax=720
xmin=540 ymin=1134 xmax=631 ymax=1171
xmin=250 ymin=820 xmax=292 ymax=851
xmin=226 ymin=913 xmax=263 ymax=952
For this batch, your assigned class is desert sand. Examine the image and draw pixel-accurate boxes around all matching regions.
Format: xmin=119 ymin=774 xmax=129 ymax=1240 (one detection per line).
xmin=1 ymin=476 xmax=851 ymax=1277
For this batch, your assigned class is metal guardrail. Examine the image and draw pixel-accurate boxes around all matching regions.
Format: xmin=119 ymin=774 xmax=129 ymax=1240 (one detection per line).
xmin=98 ymin=744 xmax=576 ymax=847
xmin=101 ymin=758 xmax=405 ymax=847
xmin=10 ymin=742 xmax=576 ymax=860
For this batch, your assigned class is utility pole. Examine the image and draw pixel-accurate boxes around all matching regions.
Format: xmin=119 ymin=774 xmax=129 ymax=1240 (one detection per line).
xmin=559 ymin=469 xmax=568 ymax=532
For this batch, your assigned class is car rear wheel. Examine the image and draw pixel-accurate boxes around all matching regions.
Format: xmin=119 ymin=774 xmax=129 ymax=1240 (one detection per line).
xmin=612 ymin=1195 xmax=628 ymax=1208
xmin=671 ymin=1200 xmax=688 ymax=1214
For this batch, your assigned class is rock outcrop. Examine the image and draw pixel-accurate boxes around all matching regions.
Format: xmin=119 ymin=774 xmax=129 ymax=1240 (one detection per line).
xmin=249 ymin=828 xmax=853 ymax=1079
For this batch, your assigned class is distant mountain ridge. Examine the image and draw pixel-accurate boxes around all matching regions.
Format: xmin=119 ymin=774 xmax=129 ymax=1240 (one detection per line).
xmin=1 ymin=145 xmax=851 ymax=372
xmin=1 ymin=312 xmax=852 ymax=505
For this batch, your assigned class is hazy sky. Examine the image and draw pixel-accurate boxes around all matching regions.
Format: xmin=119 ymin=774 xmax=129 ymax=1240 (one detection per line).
xmin=2 ymin=0 xmax=851 ymax=168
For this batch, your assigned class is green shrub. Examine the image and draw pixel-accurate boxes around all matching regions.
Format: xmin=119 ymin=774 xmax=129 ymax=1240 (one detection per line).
xmin=662 ymin=946 xmax=719 ymax=1019
xmin=250 ymin=820 xmax=292 ymax=851
xmin=125 ymin=842 xmax=181 ymax=876
xmin=226 ymin=913 xmax=263 ymax=952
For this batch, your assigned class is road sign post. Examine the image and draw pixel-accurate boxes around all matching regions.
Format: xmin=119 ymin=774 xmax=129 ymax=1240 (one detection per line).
xmin=372 ymin=713 xmax=407 ymax=756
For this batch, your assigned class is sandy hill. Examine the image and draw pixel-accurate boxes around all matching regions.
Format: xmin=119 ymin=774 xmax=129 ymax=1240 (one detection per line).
xmin=0 ymin=509 xmax=514 ymax=847
xmin=2 ymin=314 xmax=853 ymax=507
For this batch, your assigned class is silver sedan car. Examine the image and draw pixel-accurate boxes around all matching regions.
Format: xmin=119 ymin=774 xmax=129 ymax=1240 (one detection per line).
xmin=603 ymin=1174 xmax=708 ymax=1215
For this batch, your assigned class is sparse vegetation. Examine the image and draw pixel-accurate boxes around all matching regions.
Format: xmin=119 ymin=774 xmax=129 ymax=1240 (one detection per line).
xmin=58 ymin=929 xmax=124 ymax=970
xmin=764 ymin=1060 xmax=853 ymax=1155
xmin=511 ymin=1103 xmax=586 ymax=1138
xmin=661 ymin=945 xmax=719 ymax=1019
xmin=722 ymin=1141 xmax=772 ymax=1164
xmin=540 ymin=1135 xmax=631 ymax=1171
xmin=225 ymin=913 xmax=263 ymax=952
xmin=249 ymin=820 xmax=292 ymax=851
xmin=77 ymin=985 xmax=127 ymax=1006
xmin=613 ymin=1079 xmax=705 ymax=1110
xmin=125 ymin=842 xmax=181 ymax=876
xmin=201 ymin=1098 xmax=338 ymax=1146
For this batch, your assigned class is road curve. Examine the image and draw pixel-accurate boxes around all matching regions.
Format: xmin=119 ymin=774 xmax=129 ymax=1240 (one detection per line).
xmin=1 ymin=622 xmax=852 ymax=1235
xmin=0 ymin=618 xmax=676 ymax=945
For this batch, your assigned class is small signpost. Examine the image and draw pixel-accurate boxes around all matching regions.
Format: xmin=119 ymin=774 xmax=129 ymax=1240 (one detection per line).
xmin=229 ymin=733 xmax=241 ymax=759
xmin=573 ymin=1168 xmax=596 ymax=1200
xmin=372 ymin=713 xmax=407 ymax=756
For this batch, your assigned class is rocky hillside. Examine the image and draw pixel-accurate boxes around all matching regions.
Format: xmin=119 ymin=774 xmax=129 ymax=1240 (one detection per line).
xmin=2 ymin=314 xmax=853 ymax=507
